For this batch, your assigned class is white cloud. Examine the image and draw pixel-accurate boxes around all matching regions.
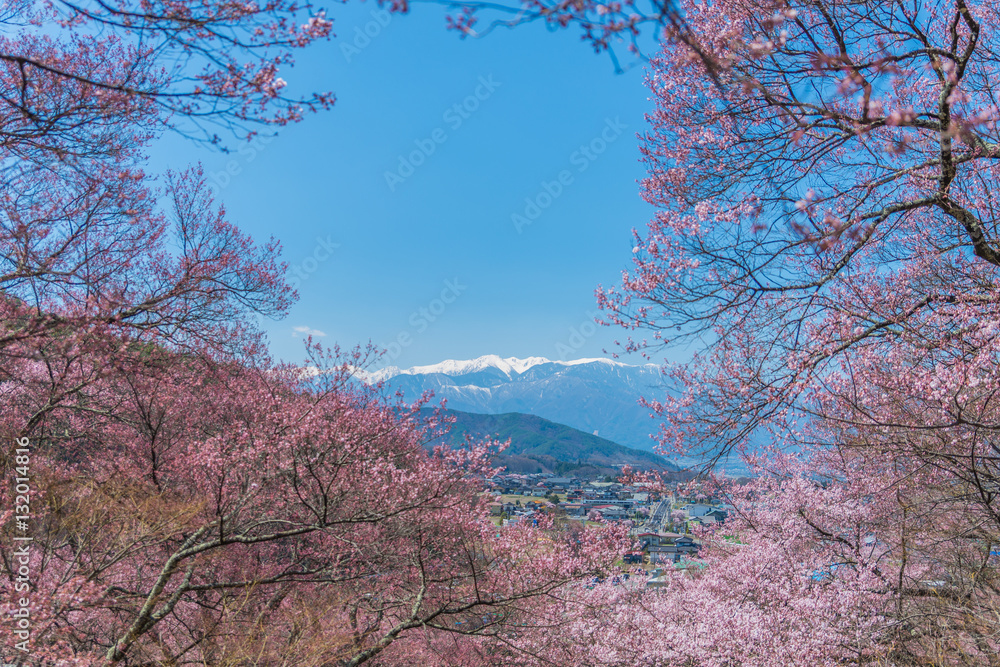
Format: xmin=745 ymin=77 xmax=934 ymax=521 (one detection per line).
xmin=292 ymin=326 xmax=328 ymax=338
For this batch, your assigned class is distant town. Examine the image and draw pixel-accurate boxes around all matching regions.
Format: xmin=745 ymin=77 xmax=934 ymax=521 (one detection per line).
xmin=486 ymin=471 xmax=739 ymax=584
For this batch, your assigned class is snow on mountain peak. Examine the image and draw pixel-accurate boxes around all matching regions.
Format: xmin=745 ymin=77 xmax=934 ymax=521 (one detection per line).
xmin=363 ymin=354 xmax=644 ymax=383
xmin=400 ymin=355 xmax=548 ymax=378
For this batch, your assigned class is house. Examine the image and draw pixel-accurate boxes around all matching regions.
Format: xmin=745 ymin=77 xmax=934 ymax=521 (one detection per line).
xmin=705 ymin=508 xmax=728 ymax=522
xmin=674 ymin=536 xmax=699 ymax=553
xmin=591 ymin=504 xmax=628 ymax=521
xmin=683 ymin=503 xmax=714 ymax=517
xmin=647 ymin=546 xmax=682 ymax=564
xmin=645 ymin=568 xmax=669 ymax=589
xmin=647 ymin=537 xmax=700 ymax=564
xmin=637 ymin=532 xmax=662 ymax=547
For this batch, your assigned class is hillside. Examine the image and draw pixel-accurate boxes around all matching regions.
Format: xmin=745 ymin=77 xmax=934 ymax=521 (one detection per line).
xmin=425 ymin=409 xmax=678 ymax=475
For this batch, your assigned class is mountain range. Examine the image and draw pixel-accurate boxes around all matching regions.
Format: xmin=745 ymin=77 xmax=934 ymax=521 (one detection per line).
xmin=367 ymin=355 xmax=671 ymax=455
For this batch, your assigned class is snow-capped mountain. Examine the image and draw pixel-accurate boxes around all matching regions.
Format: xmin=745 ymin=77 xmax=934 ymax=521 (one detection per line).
xmin=367 ymin=355 xmax=556 ymax=382
xmin=368 ymin=354 xmax=642 ymax=382
xmin=369 ymin=355 xmax=671 ymax=453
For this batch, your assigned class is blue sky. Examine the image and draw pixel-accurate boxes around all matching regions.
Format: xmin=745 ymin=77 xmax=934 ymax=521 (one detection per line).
xmin=154 ymin=2 xmax=663 ymax=370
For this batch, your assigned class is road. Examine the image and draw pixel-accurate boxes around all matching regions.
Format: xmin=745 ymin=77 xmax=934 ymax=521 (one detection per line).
xmin=645 ymin=499 xmax=669 ymax=531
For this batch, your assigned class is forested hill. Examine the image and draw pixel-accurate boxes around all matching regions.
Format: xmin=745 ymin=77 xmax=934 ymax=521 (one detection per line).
xmin=424 ymin=409 xmax=678 ymax=475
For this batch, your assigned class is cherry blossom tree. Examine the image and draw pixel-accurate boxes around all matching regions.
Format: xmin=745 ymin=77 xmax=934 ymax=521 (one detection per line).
xmin=0 ymin=0 xmax=354 ymax=440
xmin=1 ymin=0 xmax=335 ymax=156
xmin=594 ymin=0 xmax=1000 ymax=662
xmin=0 ymin=2 xmax=633 ymax=664
xmin=440 ymin=0 xmax=708 ymax=75
xmin=0 ymin=336 xmax=628 ymax=664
